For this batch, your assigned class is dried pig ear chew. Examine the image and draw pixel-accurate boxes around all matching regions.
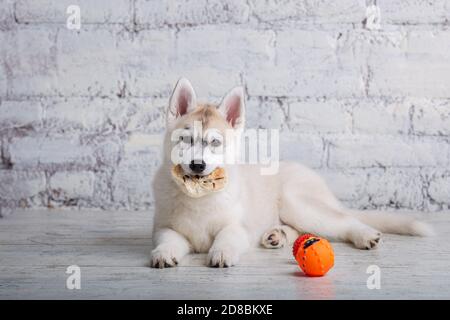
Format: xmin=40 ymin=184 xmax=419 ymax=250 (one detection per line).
xmin=171 ymin=164 xmax=227 ymax=198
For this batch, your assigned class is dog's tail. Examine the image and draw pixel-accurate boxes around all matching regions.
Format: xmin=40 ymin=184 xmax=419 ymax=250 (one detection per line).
xmin=349 ymin=209 xmax=435 ymax=236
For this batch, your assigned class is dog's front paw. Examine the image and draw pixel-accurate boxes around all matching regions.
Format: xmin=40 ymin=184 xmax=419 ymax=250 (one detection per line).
xmin=151 ymin=248 xmax=179 ymax=268
xmin=207 ymin=248 xmax=239 ymax=268
xmin=351 ymin=227 xmax=382 ymax=250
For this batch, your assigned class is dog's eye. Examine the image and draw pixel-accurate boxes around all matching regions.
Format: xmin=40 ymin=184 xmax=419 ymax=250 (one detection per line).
xmin=180 ymin=136 xmax=193 ymax=145
xmin=210 ymin=139 xmax=222 ymax=147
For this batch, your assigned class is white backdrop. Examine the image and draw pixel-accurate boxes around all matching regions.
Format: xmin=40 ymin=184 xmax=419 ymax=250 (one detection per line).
xmin=0 ymin=0 xmax=449 ymax=214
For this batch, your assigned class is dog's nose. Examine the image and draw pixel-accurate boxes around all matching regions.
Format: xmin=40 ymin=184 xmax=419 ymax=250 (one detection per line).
xmin=189 ymin=160 xmax=206 ymax=173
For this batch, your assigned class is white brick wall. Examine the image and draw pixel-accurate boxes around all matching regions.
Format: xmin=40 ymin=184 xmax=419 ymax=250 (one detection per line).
xmin=135 ymin=0 xmax=250 ymax=27
xmin=0 ymin=0 xmax=449 ymax=213
xmin=49 ymin=170 xmax=95 ymax=202
xmin=15 ymin=0 xmax=132 ymax=24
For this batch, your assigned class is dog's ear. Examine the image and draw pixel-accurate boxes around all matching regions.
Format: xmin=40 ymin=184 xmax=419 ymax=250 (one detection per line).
xmin=218 ymin=86 xmax=245 ymax=129
xmin=167 ymin=78 xmax=197 ymax=124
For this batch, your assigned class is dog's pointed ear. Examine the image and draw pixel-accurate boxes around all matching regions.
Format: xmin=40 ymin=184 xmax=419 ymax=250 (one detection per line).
xmin=167 ymin=78 xmax=197 ymax=125
xmin=218 ymin=86 xmax=245 ymax=129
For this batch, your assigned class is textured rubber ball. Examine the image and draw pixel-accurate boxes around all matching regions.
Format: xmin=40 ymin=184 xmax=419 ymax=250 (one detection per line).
xmin=292 ymin=234 xmax=334 ymax=277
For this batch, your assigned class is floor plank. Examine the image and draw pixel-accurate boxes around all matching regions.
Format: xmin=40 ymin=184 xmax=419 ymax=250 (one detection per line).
xmin=0 ymin=209 xmax=449 ymax=299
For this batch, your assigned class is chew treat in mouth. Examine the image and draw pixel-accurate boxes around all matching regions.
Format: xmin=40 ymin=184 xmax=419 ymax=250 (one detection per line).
xmin=171 ymin=164 xmax=227 ymax=198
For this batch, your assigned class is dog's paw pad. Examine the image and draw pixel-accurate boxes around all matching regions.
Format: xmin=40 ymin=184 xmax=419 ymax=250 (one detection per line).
xmin=150 ymin=249 xmax=179 ymax=268
xmin=207 ymin=249 xmax=237 ymax=268
xmin=261 ymin=228 xmax=286 ymax=249
xmin=366 ymin=233 xmax=382 ymax=250
xmin=353 ymin=229 xmax=382 ymax=250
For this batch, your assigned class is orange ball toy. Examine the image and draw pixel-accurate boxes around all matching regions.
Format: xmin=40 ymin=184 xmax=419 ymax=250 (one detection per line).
xmin=292 ymin=234 xmax=334 ymax=277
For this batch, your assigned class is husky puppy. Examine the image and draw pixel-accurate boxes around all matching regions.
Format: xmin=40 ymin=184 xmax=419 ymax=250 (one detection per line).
xmin=151 ymin=78 xmax=433 ymax=268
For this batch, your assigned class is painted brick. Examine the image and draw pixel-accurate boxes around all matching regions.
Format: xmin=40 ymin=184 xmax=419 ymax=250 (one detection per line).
xmin=41 ymin=97 xmax=167 ymax=134
xmin=0 ymin=31 xmax=8 ymax=97
xmin=328 ymin=135 xmax=450 ymax=168
xmin=249 ymin=0 xmax=366 ymax=24
xmin=246 ymin=29 xmax=364 ymax=98
xmin=412 ymin=99 xmax=450 ymax=136
xmin=135 ymin=0 xmax=250 ymax=27
xmin=364 ymin=168 xmax=424 ymax=209
xmin=112 ymin=133 xmax=162 ymax=209
xmin=15 ymin=0 xmax=132 ymax=24
xmin=245 ymin=97 xmax=286 ymax=130
xmin=43 ymin=98 xmax=117 ymax=132
xmin=5 ymin=26 xmax=58 ymax=97
xmin=1 ymin=1 xmax=450 ymax=212
xmin=0 ymin=170 xmax=46 ymax=200
xmin=352 ymin=99 xmax=411 ymax=135
xmin=287 ymin=99 xmax=352 ymax=134
xmin=361 ymin=29 xmax=450 ymax=98
xmin=320 ymin=168 xmax=370 ymax=204
xmin=378 ymin=0 xmax=449 ymax=25
xmin=49 ymin=171 xmax=95 ymax=199
xmin=0 ymin=100 xmax=43 ymax=130
xmin=0 ymin=72 xmax=5 ymax=100
xmin=56 ymin=26 xmax=122 ymax=97
xmin=0 ymin=0 xmax=14 ymax=29
xmin=174 ymin=26 xmax=274 ymax=98
xmin=9 ymin=135 xmax=94 ymax=168
xmin=280 ymin=134 xmax=324 ymax=169
xmin=122 ymin=98 xmax=167 ymax=134
xmin=90 ymin=136 xmax=122 ymax=168
xmin=118 ymin=29 xmax=176 ymax=97
xmin=321 ymin=168 xmax=425 ymax=209
xmin=427 ymin=171 xmax=450 ymax=208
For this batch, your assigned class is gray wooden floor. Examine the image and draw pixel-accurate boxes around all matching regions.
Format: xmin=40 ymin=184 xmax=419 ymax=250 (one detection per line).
xmin=0 ymin=209 xmax=449 ymax=299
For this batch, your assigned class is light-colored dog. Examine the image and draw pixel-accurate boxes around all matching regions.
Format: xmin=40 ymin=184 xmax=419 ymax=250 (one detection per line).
xmin=151 ymin=78 xmax=433 ymax=268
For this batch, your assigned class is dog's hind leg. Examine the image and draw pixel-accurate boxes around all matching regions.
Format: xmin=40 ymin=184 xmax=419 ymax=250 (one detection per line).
xmin=279 ymin=194 xmax=382 ymax=250
xmin=261 ymin=225 xmax=299 ymax=249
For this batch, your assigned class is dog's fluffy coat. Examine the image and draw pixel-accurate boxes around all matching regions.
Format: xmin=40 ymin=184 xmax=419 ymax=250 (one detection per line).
xmin=151 ymin=78 xmax=433 ymax=268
